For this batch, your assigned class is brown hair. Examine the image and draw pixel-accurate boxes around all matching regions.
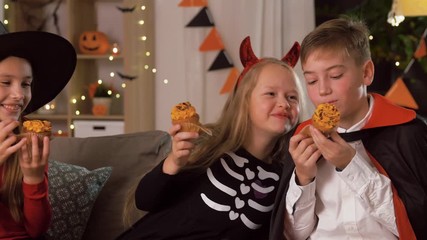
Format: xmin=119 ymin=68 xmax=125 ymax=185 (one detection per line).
xmin=301 ymin=17 xmax=371 ymax=66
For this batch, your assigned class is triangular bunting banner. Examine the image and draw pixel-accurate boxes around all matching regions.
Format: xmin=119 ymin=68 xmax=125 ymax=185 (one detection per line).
xmin=401 ymin=58 xmax=427 ymax=116
xmin=208 ymin=50 xmax=234 ymax=71
xmin=385 ymin=77 xmax=419 ymax=109
xmin=178 ymin=0 xmax=208 ymax=7
xmin=220 ymin=67 xmax=240 ymax=94
xmin=414 ymin=28 xmax=427 ymax=59
xmin=199 ymin=27 xmax=224 ymax=51
xmin=403 ymin=58 xmax=427 ymax=80
xmin=186 ymin=7 xmax=214 ymax=27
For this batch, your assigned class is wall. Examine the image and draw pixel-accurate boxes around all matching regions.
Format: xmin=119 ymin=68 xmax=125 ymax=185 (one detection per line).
xmin=154 ymin=0 xmax=316 ymax=132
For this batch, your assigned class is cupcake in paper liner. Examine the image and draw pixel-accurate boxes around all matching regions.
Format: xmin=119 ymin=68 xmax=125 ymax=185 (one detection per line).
xmin=171 ymin=102 xmax=212 ymax=135
xmin=301 ymin=103 xmax=340 ymax=137
xmin=20 ymin=120 xmax=52 ymax=146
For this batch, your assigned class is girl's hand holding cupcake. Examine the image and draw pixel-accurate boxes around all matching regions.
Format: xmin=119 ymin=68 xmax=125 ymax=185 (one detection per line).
xmin=163 ymin=124 xmax=199 ymax=175
xmin=19 ymin=133 xmax=50 ymax=184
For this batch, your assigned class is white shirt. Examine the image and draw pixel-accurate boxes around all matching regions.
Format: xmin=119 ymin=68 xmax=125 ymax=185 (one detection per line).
xmin=284 ymin=95 xmax=399 ymax=240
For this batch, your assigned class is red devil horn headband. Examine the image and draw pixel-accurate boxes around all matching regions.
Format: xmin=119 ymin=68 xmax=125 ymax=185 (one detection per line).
xmin=236 ymin=36 xmax=300 ymax=86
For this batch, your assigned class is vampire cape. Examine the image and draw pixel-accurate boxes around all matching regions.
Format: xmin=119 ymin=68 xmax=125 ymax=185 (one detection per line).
xmin=270 ymin=93 xmax=427 ymax=240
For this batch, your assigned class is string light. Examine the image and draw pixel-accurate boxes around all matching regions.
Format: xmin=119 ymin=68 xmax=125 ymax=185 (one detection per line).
xmin=387 ymin=0 xmax=405 ymax=26
xmin=111 ymin=43 xmax=120 ymax=55
xmin=3 ymin=3 xmax=9 ymax=25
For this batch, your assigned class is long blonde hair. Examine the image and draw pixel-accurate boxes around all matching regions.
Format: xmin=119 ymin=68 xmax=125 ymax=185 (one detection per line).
xmin=186 ymin=58 xmax=300 ymax=169
xmin=123 ymin=58 xmax=301 ymax=227
xmin=1 ymin=147 xmax=24 ymax=223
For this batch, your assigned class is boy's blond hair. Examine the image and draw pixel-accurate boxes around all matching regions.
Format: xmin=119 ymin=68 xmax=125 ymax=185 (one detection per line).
xmin=301 ymin=17 xmax=371 ymax=66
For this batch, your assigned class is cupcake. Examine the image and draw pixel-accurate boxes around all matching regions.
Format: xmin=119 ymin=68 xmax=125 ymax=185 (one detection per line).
xmin=301 ymin=103 xmax=340 ymax=137
xmin=171 ymin=102 xmax=202 ymax=133
xmin=21 ymin=120 xmax=52 ymax=145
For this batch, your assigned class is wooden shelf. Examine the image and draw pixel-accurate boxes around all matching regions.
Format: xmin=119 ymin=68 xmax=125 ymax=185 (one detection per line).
xmin=71 ymin=114 xmax=124 ymax=121
xmin=77 ymin=54 xmax=123 ymax=60
xmin=6 ymin=0 xmax=155 ymax=136
xmin=26 ymin=114 xmax=69 ymax=121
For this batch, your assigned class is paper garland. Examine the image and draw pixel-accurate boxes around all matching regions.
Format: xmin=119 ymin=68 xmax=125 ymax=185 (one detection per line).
xmin=385 ymin=77 xmax=419 ymax=109
xmin=178 ymin=0 xmax=208 ymax=7
xmin=199 ymin=28 xmax=224 ymax=51
xmin=186 ymin=7 xmax=214 ymax=27
xmin=385 ymin=28 xmax=427 ymax=116
xmin=179 ymin=0 xmax=238 ymax=94
xmin=414 ymin=28 xmax=427 ymax=59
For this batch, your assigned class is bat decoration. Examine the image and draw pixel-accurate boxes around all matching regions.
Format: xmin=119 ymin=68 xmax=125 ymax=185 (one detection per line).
xmin=117 ymin=71 xmax=138 ymax=81
xmin=116 ymin=5 xmax=136 ymax=13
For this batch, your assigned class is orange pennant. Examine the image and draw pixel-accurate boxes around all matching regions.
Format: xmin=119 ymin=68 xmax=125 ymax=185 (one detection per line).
xmin=385 ymin=77 xmax=419 ymax=109
xmin=199 ymin=28 xmax=224 ymax=51
xmin=414 ymin=37 xmax=426 ymax=59
xmin=220 ymin=67 xmax=239 ymax=94
xmin=178 ymin=0 xmax=208 ymax=7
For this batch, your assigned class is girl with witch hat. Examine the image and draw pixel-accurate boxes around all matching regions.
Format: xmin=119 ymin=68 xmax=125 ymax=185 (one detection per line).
xmin=0 ymin=22 xmax=76 ymax=239
xmin=117 ymin=36 xmax=302 ymax=240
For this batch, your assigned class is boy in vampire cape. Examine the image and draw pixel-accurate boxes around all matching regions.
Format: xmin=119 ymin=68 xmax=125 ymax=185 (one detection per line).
xmin=269 ymin=18 xmax=427 ymax=240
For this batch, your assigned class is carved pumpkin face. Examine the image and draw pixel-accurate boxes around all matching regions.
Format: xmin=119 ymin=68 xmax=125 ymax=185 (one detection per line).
xmin=79 ymin=31 xmax=110 ymax=55
xmin=92 ymin=104 xmax=108 ymax=116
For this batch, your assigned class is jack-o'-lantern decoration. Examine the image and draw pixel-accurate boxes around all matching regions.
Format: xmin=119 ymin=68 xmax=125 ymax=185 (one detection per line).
xmin=79 ymin=31 xmax=110 ymax=55
xmin=92 ymin=104 xmax=108 ymax=116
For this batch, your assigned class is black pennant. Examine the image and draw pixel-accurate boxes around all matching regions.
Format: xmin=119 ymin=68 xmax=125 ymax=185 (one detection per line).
xmin=208 ymin=50 xmax=234 ymax=71
xmin=403 ymin=58 xmax=427 ymax=80
xmin=117 ymin=6 xmax=136 ymax=13
xmin=117 ymin=71 xmax=137 ymax=81
xmin=186 ymin=7 xmax=214 ymax=27
xmin=403 ymin=59 xmax=427 ymax=117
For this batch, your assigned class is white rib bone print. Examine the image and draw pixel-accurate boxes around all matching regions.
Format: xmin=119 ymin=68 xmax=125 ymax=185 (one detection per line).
xmin=200 ymin=152 xmax=279 ymax=230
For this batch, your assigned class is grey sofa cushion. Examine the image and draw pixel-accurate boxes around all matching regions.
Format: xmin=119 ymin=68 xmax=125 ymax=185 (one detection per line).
xmin=49 ymin=130 xmax=171 ymax=240
xmin=46 ymin=161 xmax=112 ymax=240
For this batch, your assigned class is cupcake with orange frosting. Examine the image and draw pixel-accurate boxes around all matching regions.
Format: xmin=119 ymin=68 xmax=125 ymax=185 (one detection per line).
xmin=21 ymin=120 xmax=52 ymax=145
xmin=301 ymin=103 xmax=340 ymax=137
xmin=171 ymin=102 xmax=202 ymax=133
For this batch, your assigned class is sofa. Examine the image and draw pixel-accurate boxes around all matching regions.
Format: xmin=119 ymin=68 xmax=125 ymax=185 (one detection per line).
xmin=45 ymin=130 xmax=171 ymax=240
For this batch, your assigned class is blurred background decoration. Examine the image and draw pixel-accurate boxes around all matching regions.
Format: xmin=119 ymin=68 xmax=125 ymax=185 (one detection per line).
xmin=316 ymin=0 xmax=427 ymax=117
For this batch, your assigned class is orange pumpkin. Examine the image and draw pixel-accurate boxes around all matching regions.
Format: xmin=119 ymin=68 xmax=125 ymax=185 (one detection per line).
xmin=79 ymin=31 xmax=110 ymax=55
xmin=92 ymin=104 xmax=108 ymax=116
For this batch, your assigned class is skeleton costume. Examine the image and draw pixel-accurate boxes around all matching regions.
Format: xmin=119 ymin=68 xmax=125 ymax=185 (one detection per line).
xmin=116 ymin=37 xmax=301 ymax=240
xmin=118 ymin=149 xmax=281 ymax=240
